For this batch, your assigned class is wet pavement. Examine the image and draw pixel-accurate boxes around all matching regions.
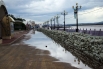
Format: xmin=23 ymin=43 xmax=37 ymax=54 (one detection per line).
xmin=0 ymin=30 xmax=78 ymax=69
xmin=23 ymin=30 xmax=92 ymax=69
xmin=2 ymin=30 xmax=29 ymax=45
xmin=0 ymin=30 xmax=102 ymax=69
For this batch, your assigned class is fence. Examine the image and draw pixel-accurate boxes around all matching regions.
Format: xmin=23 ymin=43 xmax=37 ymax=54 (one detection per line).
xmin=66 ymin=28 xmax=103 ymax=36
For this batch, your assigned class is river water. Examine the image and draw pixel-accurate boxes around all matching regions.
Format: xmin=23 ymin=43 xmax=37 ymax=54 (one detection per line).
xmin=70 ymin=25 xmax=103 ymax=31
xmin=23 ymin=30 xmax=92 ymax=69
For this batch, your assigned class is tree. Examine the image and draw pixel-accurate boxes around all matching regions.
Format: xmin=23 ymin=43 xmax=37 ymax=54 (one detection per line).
xmin=8 ymin=14 xmax=26 ymax=21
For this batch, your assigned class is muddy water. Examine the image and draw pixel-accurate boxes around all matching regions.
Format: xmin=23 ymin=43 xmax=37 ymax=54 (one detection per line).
xmin=23 ymin=30 xmax=92 ymax=69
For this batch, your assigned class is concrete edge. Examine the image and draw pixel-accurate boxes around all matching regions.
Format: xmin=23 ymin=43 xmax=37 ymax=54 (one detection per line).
xmin=0 ymin=34 xmax=24 ymax=46
xmin=9 ymin=34 xmax=24 ymax=44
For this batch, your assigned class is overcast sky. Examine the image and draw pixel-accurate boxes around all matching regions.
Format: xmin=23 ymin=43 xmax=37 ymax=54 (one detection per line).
xmin=3 ymin=0 xmax=103 ymax=24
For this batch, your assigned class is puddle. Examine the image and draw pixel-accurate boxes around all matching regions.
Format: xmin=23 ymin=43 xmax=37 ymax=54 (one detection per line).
xmin=23 ymin=30 xmax=91 ymax=69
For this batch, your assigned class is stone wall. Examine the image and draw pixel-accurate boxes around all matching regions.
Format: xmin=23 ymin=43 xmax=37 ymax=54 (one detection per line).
xmin=38 ymin=28 xmax=103 ymax=63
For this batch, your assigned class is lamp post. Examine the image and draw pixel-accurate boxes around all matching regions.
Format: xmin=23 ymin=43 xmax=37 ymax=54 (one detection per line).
xmin=55 ymin=14 xmax=60 ymax=30
xmin=72 ymin=3 xmax=81 ymax=32
xmin=44 ymin=22 xmax=47 ymax=29
xmin=50 ymin=18 xmax=53 ymax=30
xmin=53 ymin=16 xmax=56 ymax=29
xmin=61 ymin=10 xmax=68 ymax=31
xmin=47 ymin=20 xmax=49 ymax=29
xmin=45 ymin=21 xmax=47 ymax=29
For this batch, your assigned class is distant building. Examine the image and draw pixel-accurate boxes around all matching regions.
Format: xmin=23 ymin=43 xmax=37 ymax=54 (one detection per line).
xmin=31 ymin=21 xmax=35 ymax=29
xmin=14 ymin=19 xmax=26 ymax=30
xmin=26 ymin=23 xmax=31 ymax=30
xmin=39 ymin=24 xmax=42 ymax=28
xmin=35 ymin=24 xmax=40 ymax=29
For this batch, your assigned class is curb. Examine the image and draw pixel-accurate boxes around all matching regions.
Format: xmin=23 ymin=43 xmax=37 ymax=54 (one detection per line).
xmin=0 ymin=34 xmax=24 ymax=46
xmin=9 ymin=34 xmax=24 ymax=44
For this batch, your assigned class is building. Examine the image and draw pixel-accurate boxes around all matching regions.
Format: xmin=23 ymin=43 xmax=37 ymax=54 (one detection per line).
xmin=14 ymin=19 xmax=26 ymax=30
xmin=2 ymin=15 xmax=15 ymax=39
xmin=31 ymin=21 xmax=35 ymax=29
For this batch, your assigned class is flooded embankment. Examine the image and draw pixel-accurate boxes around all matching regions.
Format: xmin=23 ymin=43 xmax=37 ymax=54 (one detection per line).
xmin=23 ymin=30 xmax=98 ymax=69
xmin=37 ymin=29 xmax=103 ymax=69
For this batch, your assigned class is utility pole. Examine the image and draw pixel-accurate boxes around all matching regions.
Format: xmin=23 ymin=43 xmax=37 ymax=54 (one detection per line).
xmin=55 ymin=14 xmax=60 ymax=30
xmin=53 ymin=16 xmax=56 ymax=29
xmin=72 ymin=3 xmax=81 ymax=32
xmin=61 ymin=10 xmax=68 ymax=31
xmin=50 ymin=18 xmax=53 ymax=30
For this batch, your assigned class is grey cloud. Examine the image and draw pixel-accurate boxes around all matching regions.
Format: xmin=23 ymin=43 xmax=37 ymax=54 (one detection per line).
xmin=3 ymin=0 xmax=103 ymax=23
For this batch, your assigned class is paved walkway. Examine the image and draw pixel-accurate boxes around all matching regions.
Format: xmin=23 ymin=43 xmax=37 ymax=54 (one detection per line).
xmin=0 ymin=30 xmax=78 ymax=69
xmin=2 ymin=30 xmax=29 ymax=45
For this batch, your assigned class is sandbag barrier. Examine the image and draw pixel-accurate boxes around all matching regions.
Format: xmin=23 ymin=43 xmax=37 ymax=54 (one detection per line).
xmin=38 ymin=28 xmax=103 ymax=63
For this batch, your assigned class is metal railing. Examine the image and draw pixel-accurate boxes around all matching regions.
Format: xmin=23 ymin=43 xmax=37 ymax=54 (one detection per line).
xmin=66 ymin=28 xmax=103 ymax=36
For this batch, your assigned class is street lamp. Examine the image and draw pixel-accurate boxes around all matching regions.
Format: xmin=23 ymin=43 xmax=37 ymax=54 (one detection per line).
xmin=72 ymin=3 xmax=81 ymax=32
xmin=61 ymin=10 xmax=68 ymax=31
xmin=55 ymin=14 xmax=60 ymax=30
xmin=53 ymin=16 xmax=56 ymax=29
xmin=50 ymin=18 xmax=53 ymax=30
xmin=47 ymin=20 xmax=49 ymax=29
xmin=44 ymin=22 xmax=47 ymax=29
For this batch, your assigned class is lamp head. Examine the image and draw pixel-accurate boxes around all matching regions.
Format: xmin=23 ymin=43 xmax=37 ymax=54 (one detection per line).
xmin=80 ymin=6 xmax=82 ymax=8
xmin=72 ymin=6 xmax=74 ymax=9
xmin=76 ymin=3 xmax=78 ymax=5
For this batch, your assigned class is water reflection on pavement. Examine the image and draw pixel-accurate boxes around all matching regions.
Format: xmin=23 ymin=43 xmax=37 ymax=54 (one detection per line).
xmin=24 ymin=31 xmax=91 ymax=69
